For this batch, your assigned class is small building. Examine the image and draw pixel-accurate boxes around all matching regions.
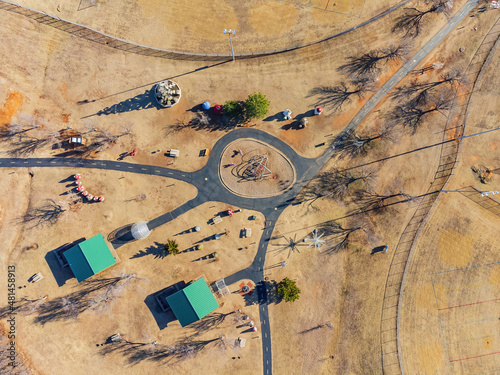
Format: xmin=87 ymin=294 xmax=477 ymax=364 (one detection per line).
xmin=63 ymin=234 xmax=117 ymax=282
xmin=166 ymin=277 xmax=219 ymax=327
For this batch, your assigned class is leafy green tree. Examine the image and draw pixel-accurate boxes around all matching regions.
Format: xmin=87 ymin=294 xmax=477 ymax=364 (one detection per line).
xmin=277 ymin=277 xmax=301 ymax=302
xmin=165 ymin=239 xmax=180 ymax=256
xmin=223 ymin=100 xmax=243 ymax=118
xmin=244 ymin=92 xmax=270 ymax=120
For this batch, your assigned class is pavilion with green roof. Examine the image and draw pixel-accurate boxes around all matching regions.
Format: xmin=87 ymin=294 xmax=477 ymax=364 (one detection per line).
xmin=166 ymin=278 xmax=219 ymax=327
xmin=63 ymin=234 xmax=117 ymax=282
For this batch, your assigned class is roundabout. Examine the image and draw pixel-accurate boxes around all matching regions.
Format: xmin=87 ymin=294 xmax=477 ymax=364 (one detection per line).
xmin=219 ymin=139 xmax=296 ymax=198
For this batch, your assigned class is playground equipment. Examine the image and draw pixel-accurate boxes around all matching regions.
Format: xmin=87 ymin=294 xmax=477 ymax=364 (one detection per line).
xmin=154 ymin=80 xmax=181 ymax=108
xmin=283 ymin=109 xmax=292 ymax=120
xmin=202 ymin=101 xmax=211 ymax=110
xmin=314 ymin=107 xmax=322 ymax=115
xmin=244 ymin=153 xmax=273 ymax=179
xmin=131 ymin=221 xmax=152 ymax=240
xmin=306 ymin=229 xmax=326 ymax=252
xmin=215 ymin=278 xmax=230 ymax=297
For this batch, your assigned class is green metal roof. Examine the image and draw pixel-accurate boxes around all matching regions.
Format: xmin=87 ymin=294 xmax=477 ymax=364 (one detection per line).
xmin=63 ymin=234 xmax=116 ymax=282
xmin=166 ymin=278 xmax=219 ymax=327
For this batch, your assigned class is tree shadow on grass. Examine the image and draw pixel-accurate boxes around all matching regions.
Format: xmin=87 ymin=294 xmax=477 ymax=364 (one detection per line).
xmin=0 ymin=275 xmax=141 ymax=325
xmin=130 ymin=242 xmax=167 ymax=259
xmin=99 ymin=336 xmax=222 ymax=366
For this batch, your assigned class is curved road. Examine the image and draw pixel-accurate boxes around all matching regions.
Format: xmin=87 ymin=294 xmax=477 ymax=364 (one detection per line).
xmin=0 ymin=1 xmax=478 ymax=374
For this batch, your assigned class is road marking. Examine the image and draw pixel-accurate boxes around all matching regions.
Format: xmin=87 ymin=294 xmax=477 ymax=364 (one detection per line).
xmin=24 ymin=161 xmax=28 ymax=164
xmin=115 ymin=165 xmax=121 ymax=167
xmin=168 ymin=172 xmax=173 ymax=174
xmin=267 ymin=360 xmax=269 ymax=365
xmin=265 ymin=333 xmax=267 ymax=338
xmin=91 ymin=162 xmax=96 ymax=165
xmin=128 ymin=166 xmax=133 ymax=169
xmin=141 ymin=168 xmax=147 ymax=171
xmin=259 ymin=257 xmax=261 ymax=261
xmin=36 ymin=161 xmax=41 ymax=164
xmin=266 ymin=347 xmax=268 ymax=352
xmin=10 ymin=161 xmax=15 ymax=164
xmin=155 ymin=170 xmax=160 ymax=173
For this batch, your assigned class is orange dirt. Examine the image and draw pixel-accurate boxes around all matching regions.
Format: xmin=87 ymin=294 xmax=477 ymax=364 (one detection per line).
xmin=0 ymin=91 xmax=23 ymax=125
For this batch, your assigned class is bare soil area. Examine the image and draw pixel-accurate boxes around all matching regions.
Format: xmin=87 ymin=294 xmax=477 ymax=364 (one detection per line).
xmin=219 ymin=139 xmax=295 ymax=197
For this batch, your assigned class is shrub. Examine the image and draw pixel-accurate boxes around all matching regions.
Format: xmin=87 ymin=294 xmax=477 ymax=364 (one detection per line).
xmin=164 ymin=239 xmax=180 ymax=256
xmin=223 ymin=100 xmax=243 ymax=118
xmin=277 ymin=277 xmax=301 ymax=302
xmin=244 ymin=92 xmax=270 ymax=120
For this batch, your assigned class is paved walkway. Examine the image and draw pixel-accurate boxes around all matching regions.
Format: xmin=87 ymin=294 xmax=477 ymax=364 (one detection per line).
xmin=0 ymin=1 xmax=481 ymax=374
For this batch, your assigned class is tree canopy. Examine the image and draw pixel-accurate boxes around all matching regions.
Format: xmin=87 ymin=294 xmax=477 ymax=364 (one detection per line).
xmin=244 ymin=92 xmax=270 ymax=120
xmin=277 ymin=277 xmax=301 ymax=302
xmin=165 ymin=239 xmax=180 ymax=256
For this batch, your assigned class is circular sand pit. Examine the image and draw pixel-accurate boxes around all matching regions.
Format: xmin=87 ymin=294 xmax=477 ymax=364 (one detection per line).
xmin=219 ymin=139 xmax=295 ymax=198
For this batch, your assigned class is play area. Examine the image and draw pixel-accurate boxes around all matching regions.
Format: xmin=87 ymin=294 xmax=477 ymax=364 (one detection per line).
xmin=0 ymin=0 xmax=499 ymax=375
xmin=219 ymin=139 xmax=295 ymax=198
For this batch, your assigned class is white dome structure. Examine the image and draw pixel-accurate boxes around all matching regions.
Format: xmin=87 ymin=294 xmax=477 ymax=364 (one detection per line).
xmin=154 ymin=80 xmax=181 ymax=108
xmin=131 ymin=221 xmax=151 ymax=240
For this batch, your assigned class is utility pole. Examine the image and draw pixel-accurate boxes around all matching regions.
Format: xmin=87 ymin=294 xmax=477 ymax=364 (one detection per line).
xmin=223 ymin=29 xmax=236 ymax=61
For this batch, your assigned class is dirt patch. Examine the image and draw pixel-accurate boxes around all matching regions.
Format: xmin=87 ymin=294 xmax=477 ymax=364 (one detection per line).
xmin=0 ymin=91 xmax=23 ymax=125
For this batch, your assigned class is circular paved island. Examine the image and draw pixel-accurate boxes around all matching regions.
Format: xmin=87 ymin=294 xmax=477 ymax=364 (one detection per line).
xmin=219 ymin=139 xmax=295 ymax=198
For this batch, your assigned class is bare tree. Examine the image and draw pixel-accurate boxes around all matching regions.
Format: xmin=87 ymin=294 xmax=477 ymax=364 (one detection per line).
xmin=392 ymin=1 xmax=451 ymax=38
xmin=0 ymin=296 xmax=47 ymax=318
xmin=187 ymin=312 xmax=235 ymax=336
xmin=18 ymin=199 xmax=66 ymax=227
xmin=31 ymin=274 xmax=144 ymax=325
xmin=7 ymin=126 xmax=60 ymax=156
xmin=351 ymin=190 xmax=415 ymax=214
xmin=315 ymin=168 xmax=376 ymax=200
xmin=299 ymin=321 xmax=333 ymax=334
xmin=164 ymin=120 xmax=187 ymax=136
xmin=391 ymin=68 xmax=466 ymax=105
xmin=389 ymin=90 xmax=452 ymax=133
xmin=338 ymin=44 xmax=409 ymax=78
xmin=309 ymin=80 xmax=373 ymax=114
xmin=191 ymin=111 xmax=210 ymax=127
xmin=317 ymin=221 xmax=367 ymax=253
xmin=335 ymin=125 xmax=399 ymax=157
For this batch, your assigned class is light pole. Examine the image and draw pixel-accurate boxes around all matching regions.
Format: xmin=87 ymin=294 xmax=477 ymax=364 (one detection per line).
xmin=223 ymin=29 xmax=235 ymax=61
xmin=442 ymin=190 xmax=499 ymax=197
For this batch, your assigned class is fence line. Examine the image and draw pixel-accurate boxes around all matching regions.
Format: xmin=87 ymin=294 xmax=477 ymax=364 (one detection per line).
xmin=379 ymin=15 xmax=500 ymax=375
xmin=0 ymin=0 xmax=411 ymax=61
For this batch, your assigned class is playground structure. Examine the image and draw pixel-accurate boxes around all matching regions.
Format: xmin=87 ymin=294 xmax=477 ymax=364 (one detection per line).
xmin=154 ymin=80 xmax=181 ymax=108
xmin=242 ymin=153 xmax=273 ymax=180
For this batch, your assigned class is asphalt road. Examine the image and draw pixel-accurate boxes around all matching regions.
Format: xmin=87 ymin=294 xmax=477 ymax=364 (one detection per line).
xmin=0 ymin=1 xmax=478 ymax=373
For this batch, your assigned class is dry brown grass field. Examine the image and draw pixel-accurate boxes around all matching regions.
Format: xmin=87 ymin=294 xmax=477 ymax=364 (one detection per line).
xmin=0 ymin=0 xmax=498 ymax=374
xmin=13 ymin=0 xmax=400 ymax=53
xmin=400 ymin=41 xmax=500 ymax=375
